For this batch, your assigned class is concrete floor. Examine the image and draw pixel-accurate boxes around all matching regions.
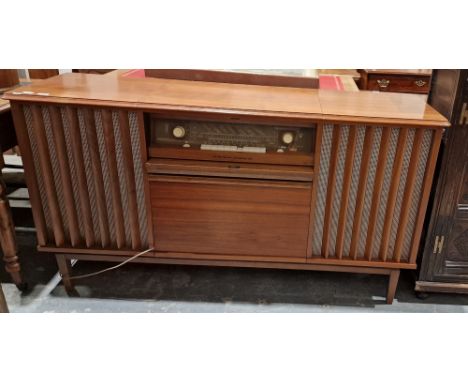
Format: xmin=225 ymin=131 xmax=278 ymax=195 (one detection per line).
xmin=2 ymin=231 xmax=468 ymax=312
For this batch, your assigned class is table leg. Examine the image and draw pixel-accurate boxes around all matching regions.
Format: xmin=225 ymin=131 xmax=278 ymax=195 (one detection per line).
xmin=0 ymin=174 xmax=25 ymax=290
xmin=56 ymin=255 xmax=75 ymax=294
xmin=386 ymin=270 xmax=400 ymax=304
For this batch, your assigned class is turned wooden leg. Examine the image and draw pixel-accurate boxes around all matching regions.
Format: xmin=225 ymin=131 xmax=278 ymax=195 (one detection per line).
xmin=56 ymin=255 xmax=75 ymax=294
xmin=386 ymin=270 xmax=400 ymax=304
xmin=0 ymin=175 xmax=25 ymax=290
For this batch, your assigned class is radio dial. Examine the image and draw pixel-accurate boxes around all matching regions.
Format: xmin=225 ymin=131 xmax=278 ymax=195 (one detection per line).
xmin=172 ymin=126 xmax=186 ymax=139
xmin=281 ymin=132 xmax=294 ymax=145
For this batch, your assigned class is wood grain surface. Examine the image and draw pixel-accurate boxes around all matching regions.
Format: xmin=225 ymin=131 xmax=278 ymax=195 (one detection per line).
xmin=150 ymin=175 xmax=312 ymax=259
xmin=3 ymin=73 xmax=449 ymax=126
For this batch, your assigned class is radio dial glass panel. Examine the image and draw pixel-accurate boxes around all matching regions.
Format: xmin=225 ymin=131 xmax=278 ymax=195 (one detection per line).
xmin=151 ymin=119 xmax=315 ymax=154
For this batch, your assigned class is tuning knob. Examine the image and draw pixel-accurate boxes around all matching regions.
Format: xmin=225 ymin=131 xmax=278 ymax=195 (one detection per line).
xmin=281 ymin=132 xmax=294 ymax=145
xmin=172 ymin=126 xmax=186 ymax=139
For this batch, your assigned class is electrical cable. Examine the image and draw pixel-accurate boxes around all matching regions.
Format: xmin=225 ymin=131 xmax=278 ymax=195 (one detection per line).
xmin=65 ymin=247 xmax=155 ymax=280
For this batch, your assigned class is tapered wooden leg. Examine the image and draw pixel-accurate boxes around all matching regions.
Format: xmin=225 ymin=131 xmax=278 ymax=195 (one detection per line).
xmin=386 ymin=270 xmax=400 ymax=304
xmin=0 ymin=283 xmax=8 ymax=313
xmin=0 ymin=175 xmax=25 ymax=290
xmin=56 ymin=255 xmax=75 ymax=294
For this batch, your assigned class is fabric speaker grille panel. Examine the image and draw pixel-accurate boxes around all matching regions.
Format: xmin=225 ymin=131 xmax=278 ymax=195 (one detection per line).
xmin=21 ymin=104 xmax=149 ymax=250
xmin=312 ymin=124 xmax=435 ymax=262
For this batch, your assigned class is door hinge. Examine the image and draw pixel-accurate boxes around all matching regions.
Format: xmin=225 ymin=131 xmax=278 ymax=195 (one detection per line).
xmin=433 ymin=235 xmax=445 ymax=254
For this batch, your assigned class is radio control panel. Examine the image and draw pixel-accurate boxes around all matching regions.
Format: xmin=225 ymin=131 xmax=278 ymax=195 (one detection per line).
xmin=150 ymin=118 xmax=315 ymax=156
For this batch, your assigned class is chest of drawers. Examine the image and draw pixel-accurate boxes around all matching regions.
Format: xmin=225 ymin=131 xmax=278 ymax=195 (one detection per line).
xmin=360 ymin=69 xmax=432 ymax=94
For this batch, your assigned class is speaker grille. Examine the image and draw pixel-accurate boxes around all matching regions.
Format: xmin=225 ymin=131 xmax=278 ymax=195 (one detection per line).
xmin=22 ymin=104 xmax=149 ymax=250
xmin=312 ymin=123 xmax=434 ymax=262
xmin=23 ymin=105 xmax=53 ymax=239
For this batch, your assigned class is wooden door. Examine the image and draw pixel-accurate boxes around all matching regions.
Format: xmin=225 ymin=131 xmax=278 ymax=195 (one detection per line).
xmin=420 ymin=70 xmax=468 ymax=282
xmin=150 ymin=175 xmax=312 ymax=261
xmin=429 ymin=145 xmax=468 ymax=281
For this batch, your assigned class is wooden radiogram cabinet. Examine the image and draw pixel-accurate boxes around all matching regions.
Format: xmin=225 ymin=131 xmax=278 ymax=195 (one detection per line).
xmin=416 ymin=70 xmax=468 ymax=295
xmin=4 ymin=73 xmax=449 ymax=303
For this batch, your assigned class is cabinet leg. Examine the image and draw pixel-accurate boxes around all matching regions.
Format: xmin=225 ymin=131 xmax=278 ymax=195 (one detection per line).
xmin=386 ymin=270 xmax=400 ymax=304
xmin=56 ymin=255 xmax=75 ymax=294
xmin=0 ymin=176 xmax=25 ymax=291
xmin=0 ymin=283 xmax=8 ymax=313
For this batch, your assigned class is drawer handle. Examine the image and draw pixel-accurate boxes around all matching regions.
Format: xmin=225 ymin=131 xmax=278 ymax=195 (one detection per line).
xmin=458 ymin=204 xmax=468 ymax=211
xmin=377 ymin=79 xmax=390 ymax=88
xmin=415 ymin=80 xmax=427 ymax=87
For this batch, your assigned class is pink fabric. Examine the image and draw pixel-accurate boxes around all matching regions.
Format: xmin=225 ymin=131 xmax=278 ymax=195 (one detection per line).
xmin=319 ymin=75 xmax=344 ymax=91
xmin=122 ymin=69 xmax=146 ymax=78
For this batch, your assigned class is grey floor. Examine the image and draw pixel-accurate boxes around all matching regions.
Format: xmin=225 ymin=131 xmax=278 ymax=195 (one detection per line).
xmin=2 ymin=231 xmax=468 ymax=312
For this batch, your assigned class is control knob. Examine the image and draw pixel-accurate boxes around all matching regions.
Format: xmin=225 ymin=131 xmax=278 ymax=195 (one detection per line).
xmin=172 ymin=126 xmax=186 ymax=139
xmin=281 ymin=132 xmax=294 ymax=145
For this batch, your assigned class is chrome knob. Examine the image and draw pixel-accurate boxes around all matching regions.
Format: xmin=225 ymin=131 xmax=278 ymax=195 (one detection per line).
xmin=172 ymin=126 xmax=186 ymax=139
xmin=281 ymin=132 xmax=294 ymax=145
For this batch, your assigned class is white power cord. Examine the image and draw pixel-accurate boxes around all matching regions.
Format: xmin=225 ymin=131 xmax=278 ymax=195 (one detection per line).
xmin=66 ymin=247 xmax=155 ymax=280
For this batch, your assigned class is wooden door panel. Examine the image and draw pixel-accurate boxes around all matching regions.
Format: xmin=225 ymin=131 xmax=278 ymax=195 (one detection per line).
xmin=458 ymin=161 xmax=468 ymax=208
xmin=446 ymin=220 xmax=468 ymax=264
xmin=434 ymin=126 xmax=468 ymax=277
xmin=422 ymin=70 xmax=468 ymax=283
xmin=150 ymin=175 xmax=311 ymax=259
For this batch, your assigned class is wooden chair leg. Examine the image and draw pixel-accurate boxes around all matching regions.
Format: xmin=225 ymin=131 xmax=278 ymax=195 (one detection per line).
xmin=386 ymin=270 xmax=400 ymax=304
xmin=0 ymin=283 xmax=9 ymax=313
xmin=0 ymin=176 xmax=25 ymax=290
xmin=56 ymin=255 xmax=75 ymax=294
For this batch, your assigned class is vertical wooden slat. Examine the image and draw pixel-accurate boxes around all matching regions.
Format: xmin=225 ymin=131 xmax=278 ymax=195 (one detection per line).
xmin=9 ymin=103 xmax=48 ymax=246
xmin=101 ymin=109 xmax=126 ymax=248
xmin=82 ymin=108 xmax=110 ymax=247
xmin=30 ymin=105 xmax=65 ymax=246
xmin=307 ymin=122 xmax=323 ymax=257
xmin=393 ymin=129 xmax=425 ymax=262
xmin=321 ymin=126 xmax=341 ymax=258
xmin=408 ymin=129 xmax=443 ymax=264
xmin=119 ymin=110 xmax=142 ymax=249
xmin=49 ymin=106 xmax=81 ymax=246
xmin=379 ymin=128 xmax=409 ymax=261
xmin=349 ymin=127 xmax=375 ymax=259
xmin=364 ymin=126 xmax=392 ymax=260
xmin=66 ymin=107 xmax=94 ymax=247
xmin=137 ymin=111 xmax=154 ymax=247
xmin=335 ymin=125 xmax=357 ymax=259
